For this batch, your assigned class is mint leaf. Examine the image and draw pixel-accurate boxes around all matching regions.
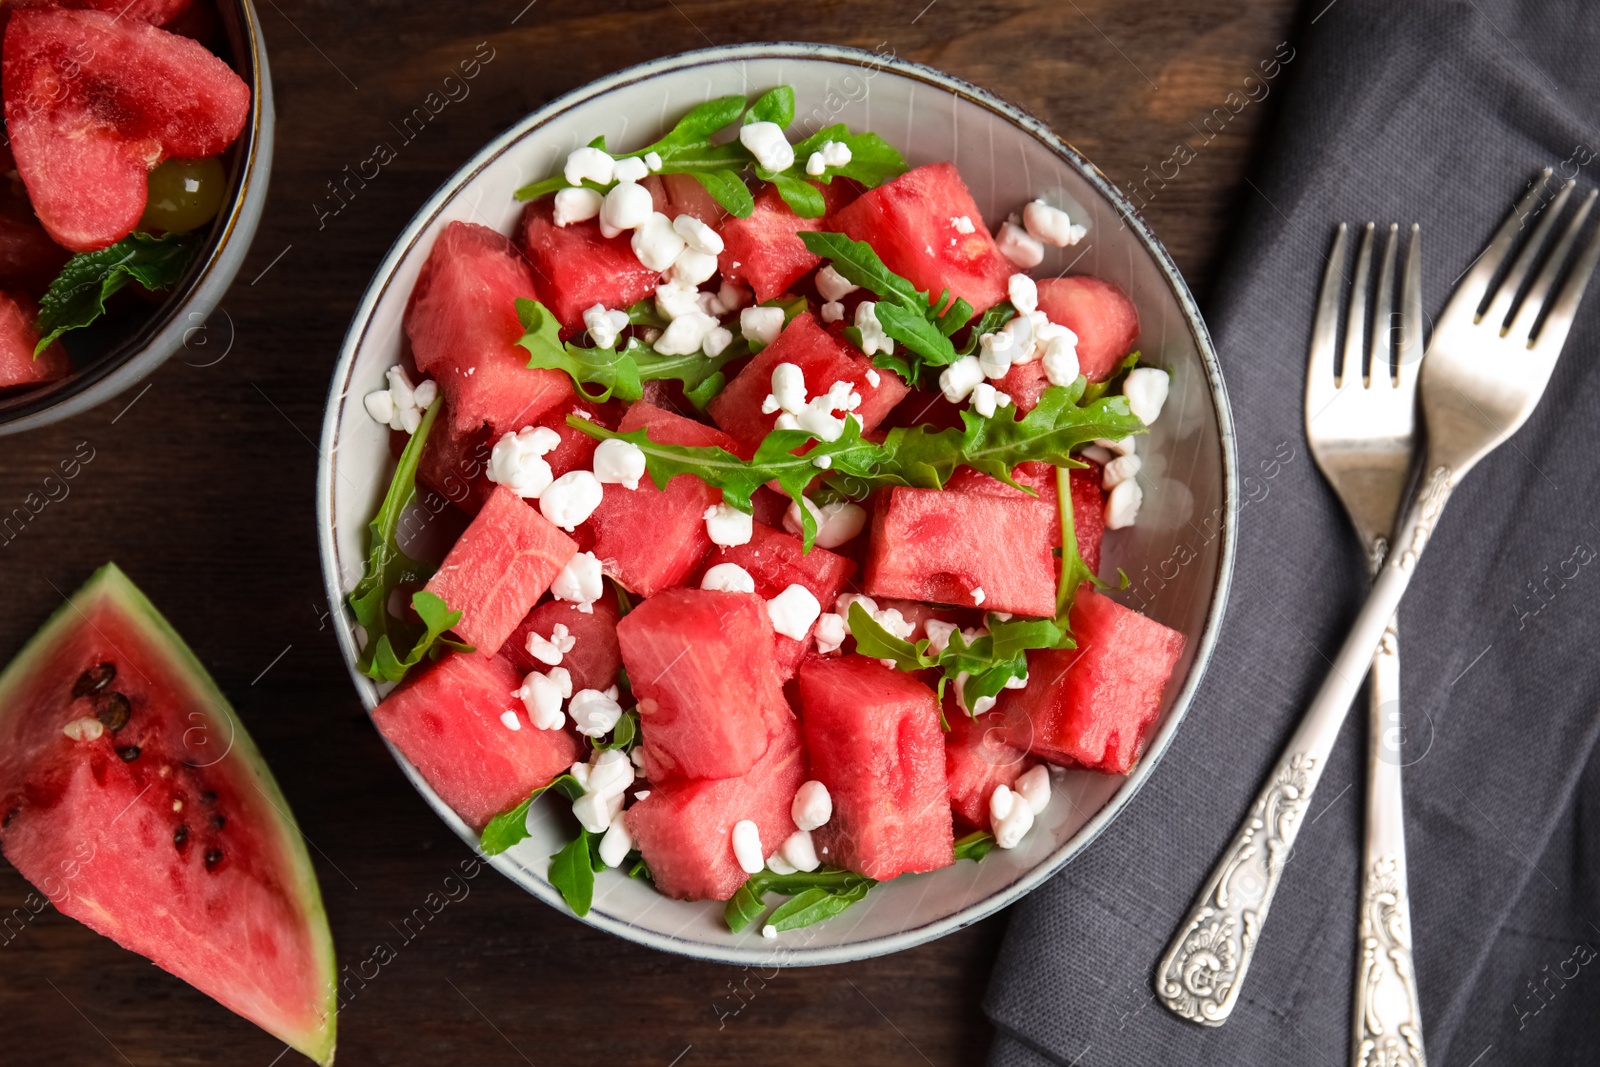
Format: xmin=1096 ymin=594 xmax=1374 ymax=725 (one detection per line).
xmin=724 ymin=867 xmax=878 ymax=933
xmin=479 ymin=774 xmax=585 ymax=856
xmin=746 ymin=86 xmax=795 ymax=127
xmin=953 ymin=830 xmax=997 ymax=862
xmin=548 ymin=830 xmax=596 ymax=916
xmin=790 ymin=124 xmax=908 ymax=189
xmin=366 ymin=590 xmax=474 ymax=684
xmin=36 ymin=232 xmax=201 ymax=353
xmin=1082 ymin=351 xmax=1141 ymax=403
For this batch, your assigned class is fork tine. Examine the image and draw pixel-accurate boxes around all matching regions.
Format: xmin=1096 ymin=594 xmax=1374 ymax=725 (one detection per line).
xmin=1523 ymin=190 xmax=1600 ymax=353
xmin=1368 ymin=224 xmax=1399 ymax=385
xmin=1308 ymin=223 xmax=1349 ymax=391
xmin=1449 ymin=167 xmax=1554 ymax=319
xmin=1341 ymin=223 xmax=1376 ymax=384
xmin=1513 ymin=188 xmax=1597 ymax=343
xmin=1396 ymin=224 xmax=1422 ymax=387
xmin=1485 ymin=180 xmax=1575 ymax=330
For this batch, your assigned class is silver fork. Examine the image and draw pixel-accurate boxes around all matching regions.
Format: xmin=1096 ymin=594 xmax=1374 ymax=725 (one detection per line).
xmin=1156 ymin=169 xmax=1600 ymax=1026
xmin=1308 ymin=222 xmax=1428 ymax=1067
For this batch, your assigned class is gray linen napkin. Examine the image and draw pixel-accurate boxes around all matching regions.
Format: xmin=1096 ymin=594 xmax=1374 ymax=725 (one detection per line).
xmin=986 ymin=1 xmax=1600 ymax=1063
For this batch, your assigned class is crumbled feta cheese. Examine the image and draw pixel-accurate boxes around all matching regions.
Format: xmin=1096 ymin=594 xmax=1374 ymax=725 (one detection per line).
xmin=672 ymin=213 xmax=724 ymax=255
xmin=774 ymin=413 xmax=800 ymax=431
xmin=972 ymin=586 xmax=987 ymax=606
xmin=820 ymin=300 xmax=845 ymax=323
xmin=655 ymin=281 xmax=703 ymax=322
xmin=792 ymin=780 xmax=833 ymax=831
xmin=1015 ymin=764 xmax=1052 ymax=815
xmin=924 ymin=619 xmax=958 ymax=655
xmin=362 ymin=387 xmax=395 ymax=427
xmin=552 ymin=550 xmax=604 ymax=612
xmin=1041 ymin=331 xmax=1081 ymax=386
xmin=1007 ymin=273 xmax=1039 ymax=315
xmin=820 ymin=140 xmax=851 ymax=167
xmin=572 ymin=789 xmax=625 ymax=834
xmin=668 ymin=247 xmax=719 ymax=288
xmin=1124 ymin=367 xmax=1169 ymax=424
xmin=488 ymin=426 xmax=562 ymax=498
xmin=539 ymin=470 xmax=604 ymax=530
xmin=701 ymin=562 xmax=757 ymax=593
xmin=701 ymin=277 xmax=750 ymax=316
xmin=971 ymin=382 xmax=1010 ymax=418
xmin=978 ymin=329 xmax=1015 ymax=379
xmin=563 ymin=146 xmax=614 ymax=186
xmin=815 ymin=264 xmax=859 ymax=302
xmin=1102 ymin=452 xmax=1142 ymax=489
xmin=783 ymin=497 xmax=866 ymax=548
xmin=553 ymin=185 xmax=604 ymax=227
xmin=766 ymin=849 xmax=799 ymax=874
xmin=524 ymin=623 xmax=575 ymax=667
xmin=952 ymin=670 xmax=996 ymax=716
xmin=702 ymin=326 xmax=734 ymax=357
xmin=813 ymin=612 xmax=848 ymax=654
xmin=1004 ymin=672 xmax=1028 ymax=690
xmin=805 ymin=151 xmax=828 ymax=177
xmin=738 ymin=121 xmax=795 ymax=172
xmin=569 ymin=688 xmax=625 ymax=737
xmin=1080 ymin=444 xmax=1114 ymax=466
xmin=593 ymin=437 xmax=646 ymax=490
xmin=766 ymin=583 xmax=821 ymax=640
xmin=612 ymin=155 xmax=649 ymax=183
xmin=599 ymin=179 xmax=653 ymax=237
xmin=939 ymin=354 xmax=985 ymax=403
xmin=740 ymin=305 xmax=785 ymax=347
xmin=703 ymin=503 xmax=754 ymax=546
xmin=996 ymin=218 xmax=1045 ymax=268
xmin=583 ymin=303 xmax=630 ymax=349
xmin=762 ymin=924 xmax=778 ymax=939
xmin=1023 ymin=199 xmax=1087 ymax=247
xmin=812 ymin=454 xmax=832 ymax=470
xmin=364 ymin=365 xmax=435 ymax=433
xmin=795 ymin=384 xmax=861 ymax=442
xmin=1105 ymin=478 xmax=1143 ymax=529
xmin=951 ymin=215 xmax=976 ymax=234
xmin=989 ymin=783 xmax=1036 ymax=848
xmin=854 ymin=301 xmax=895 ymax=357
xmin=731 ymin=819 xmax=765 ymax=874
xmin=598 ymin=819 xmax=634 ymax=867
xmin=1096 ymin=436 xmax=1137 ymax=456
xmin=654 ymin=309 xmax=720 ymax=355
xmin=62 ymin=717 xmax=103 ymax=742
xmin=515 ymin=668 xmax=571 ymax=730
xmin=780 ymin=828 xmax=821 ymax=872
xmin=643 ymin=151 xmax=663 ymax=171
xmin=499 ymin=710 xmax=522 ymax=731
xmin=765 ymin=362 xmax=808 ymax=415
xmin=632 ymin=211 xmax=687 ymax=272
xmin=865 ymin=368 xmax=880 ymax=387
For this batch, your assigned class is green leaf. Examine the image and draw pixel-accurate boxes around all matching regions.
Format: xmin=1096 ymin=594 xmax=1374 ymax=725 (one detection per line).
xmin=1082 ymin=351 xmax=1141 ymax=403
xmin=478 ymin=774 xmax=586 ymax=856
xmin=594 ymin=708 xmax=639 ymax=752
xmin=872 ymin=300 xmax=959 ymax=370
xmin=956 ymin=302 xmax=1017 ymax=356
xmin=723 ymin=868 xmax=879 ymax=933
xmin=365 ymin=590 xmax=473 ymax=685
xmin=687 ymin=169 xmax=755 ymax=218
xmin=627 ymin=853 xmax=654 ymax=882
xmin=746 ymin=86 xmax=795 ymax=127
xmin=847 ymin=602 xmax=936 ymax=672
xmin=1055 ymin=464 xmax=1104 ymax=615
xmin=790 ymin=124 xmax=909 ymax=189
xmin=548 ymin=830 xmax=596 ymax=916
xmin=625 ymin=298 xmax=668 ymax=328
xmin=953 ymin=831 xmax=997 ymax=862
xmin=724 ymin=878 xmax=772 ymax=933
xmin=766 ymin=881 xmax=873 ymax=932
xmin=799 ymin=230 xmax=925 ymax=309
xmin=35 ymin=232 xmax=201 ymax=353
xmin=770 ymin=172 xmax=827 ymax=218
xmin=647 ymin=94 xmax=749 ymax=151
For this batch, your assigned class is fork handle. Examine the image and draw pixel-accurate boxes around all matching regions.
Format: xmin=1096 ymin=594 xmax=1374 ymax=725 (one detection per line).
xmin=1155 ymin=464 xmax=1455 ymax=1025
xmin=1352 ymin=614 xmax=1427 ymax=1067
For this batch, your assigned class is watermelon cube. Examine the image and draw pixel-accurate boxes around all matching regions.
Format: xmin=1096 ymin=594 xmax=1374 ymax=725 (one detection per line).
xmin=520 ymin=201 xmax=662 ymax=331
xmin=504 ymin=596 xmax=621 ymax=693
xmin=617 ymin=588 xmax=792 ymax=781
xmin=372 ymin=651 xmax=581 ymax=830
xmin=625 ymin=721 xmax=807 ymax=900
xmin=718 ymin=184 xmax=852 ymax=302
xmin=1036 ymin=276 xmax=1141 ymax=382
xmin=863 ymin=486 xmax=1057 ymax=617
xmin=416 ymin=399 xmax=495 ymax=515
xmin=997 ymin=361 xmax=1050 ymax=413
xmin=1070 ymin=466 xmax=1108 ymax=576
xmin=943 ymin=460 xmax=1106 ymax=575
xmin=0 ymin=292 xmax=67 ymax=390
xmin=945 ymin=706 xmax=1035 ymax=831
xmin=538 ymin=394 xmax=622 ymax=478
xmin=423 ymin=484 xmax=578 ymax=656
xmin=998 ymin=587 xmax=1185 ymax=773
xmin=795 ymin=655 xmax=954 ymax=880
xmin=829 ymin=163 xmax=1013 ymax=314
xmin=698 ymin=520 xmax=856 ymax=678
xmin=404 ymin=221 xmax=572 ymax=436
xmin=661 ymin=172 xmax=728 ymax=226
xmin=584 ymin=401 xmax=731 ymax=596
xmin=706 ymin=311 xmax=910 ymax=454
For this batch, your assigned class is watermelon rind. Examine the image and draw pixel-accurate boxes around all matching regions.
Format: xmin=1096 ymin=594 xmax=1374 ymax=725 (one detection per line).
xmin=0 ymin=563 xmax=338 ymax=1065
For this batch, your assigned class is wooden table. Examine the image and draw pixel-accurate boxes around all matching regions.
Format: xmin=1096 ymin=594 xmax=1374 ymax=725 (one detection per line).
xmin=0 ymin=1 xmax=1296 ymax=1062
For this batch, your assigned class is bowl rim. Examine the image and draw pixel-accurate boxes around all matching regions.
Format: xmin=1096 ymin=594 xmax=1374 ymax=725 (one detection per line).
xmin=318 ymin=41 xmax=1239 ymax=966
xmin=0 ymin=0 xmax=274 ymax=435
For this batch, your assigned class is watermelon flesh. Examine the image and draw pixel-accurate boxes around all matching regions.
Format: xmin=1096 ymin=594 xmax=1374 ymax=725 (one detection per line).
xmin=423 ymin=484 xmax=578 ymax=656
xmin=404 ymin=220 xmax=573 ymax=437
xmin=618 ymin=588 xmax=792 ymax=781
xmin=0 ymin=292 xmax=68 ymax=390
xmin=625 ymin=720 xmax=806 ymax=901
xmin=504 ymin=596 xmax=621 ymax=693
xmin=12 ymin=0 xmax=195 ymax=26
xmin=796 ymin=655 xmax=953 ymax=880
xmin=943 ymin=460 xmax=1107 ymax=575
xmin=372 ymin=651 xmax=580 ymax=829
xmin=0 ymin=565 xmax=336 ymax=1064
xmin=0 ymin=201 xmax=70 ymax=297
xmin=1036 ymin=276 xmax=1141 ymax=382
xmin=520 ymin=202 xmax=662 ymax=331
xmin=661 ymin=172 xmax=728 ymax=226
xmin=706 ymin=311 xmax=910 ymax=455
xmin=945 ymin=706 xmax=1034 ymax=831
xmin=718 ymin=183 xmax=836 ymax=303
xmin=999 ymin=587 xmax=1185 ymax=773
xmin=416 ymin=399 xmax=495 ymax=515
xmin=2 ymin=9 xmax=250 ymax=252
xmin=829 ymin=162 xmax=1013 ymax=314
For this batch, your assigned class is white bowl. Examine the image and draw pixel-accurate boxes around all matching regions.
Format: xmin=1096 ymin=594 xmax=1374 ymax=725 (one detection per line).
xmin=318 ymin=43 xmax=1237 ymax=966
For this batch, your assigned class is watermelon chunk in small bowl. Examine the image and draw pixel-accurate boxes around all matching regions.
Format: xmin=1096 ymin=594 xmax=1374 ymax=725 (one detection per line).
xmin=320 ymin=45 xmax=1235 ymax=966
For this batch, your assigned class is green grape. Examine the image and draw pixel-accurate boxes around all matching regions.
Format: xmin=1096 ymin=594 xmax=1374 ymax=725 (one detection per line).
xmin=140 ymin=156 xmax=228 ymax=234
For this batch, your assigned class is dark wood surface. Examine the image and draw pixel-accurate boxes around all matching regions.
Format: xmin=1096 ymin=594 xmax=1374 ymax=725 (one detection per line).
xmin=0 ymin=1 xmax=1297 ymax=1063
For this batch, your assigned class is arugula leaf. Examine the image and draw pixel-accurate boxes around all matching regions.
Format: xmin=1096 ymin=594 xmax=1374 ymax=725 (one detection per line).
xmin=799 ymin=230 xmax=925 ymax=307
xmin=625 ymin=298 xmax=668 ymax=328
xmin=548 ymin=830 xmax=596 ymax=915
xmin=594 ymin=708 xmax=639 ymax=752
xmin=479 ymin=774 xmax=585 ymax=856
xmin=790 ymin=124 xmax=909 ymax=190
xmin=746 ymin=86 xmax=795 ymax=127
xmin=872 ymin=300 xmax=961 ymax=371
xmin=627 ymin=853 xmax=654 ymax=882
xmin=953 ymin=831 xmax=997 ymax=862
xmin=687 ymin=169 xmax=755 ymax=218
xmin=36 ymin=232 xmax=202 ymax=353
xmin=365 ymin=590 xmax=474 ymax=684
xmin=1082 ymin=351 xmax=1141 ymax=403
xmin=647 ymin=94 xmax=749 ymax=150
xmin=767 ymin=880 xmax=874 ymax=932
xmin=956 ymin=302 xmax=1017 ymax=356
xmin=1055 ymin=464 xmax=1104 ymax=615
xmin=770 ymin=172 xmax=827 ymax=218
xmin=724 ymin=868 xmax=878 ymax=933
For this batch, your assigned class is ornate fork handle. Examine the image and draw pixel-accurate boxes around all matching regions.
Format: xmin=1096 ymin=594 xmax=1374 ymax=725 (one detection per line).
xmin=1156 ymin=466 xmax=1454 ymax=1024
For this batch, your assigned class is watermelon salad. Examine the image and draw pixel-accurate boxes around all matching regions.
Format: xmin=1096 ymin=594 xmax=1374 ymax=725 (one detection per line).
xmin=0 ymin=2 xmax=250 ymax=394
xmin=351 ymin=86 xmax=1185 ymax=937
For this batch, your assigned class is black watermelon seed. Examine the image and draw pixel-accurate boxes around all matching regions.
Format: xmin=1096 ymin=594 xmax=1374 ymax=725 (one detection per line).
xmin=173 ymin=825 xmax=189 ymax=848
xmin=72 ymin=662 xmax=116 ymax=699
xmin=204 ymin=848 xmax=223 ymax=870
xmin=210 ymin=814 xmax=226 ymax=830
xmin=115 ymin=746 xmax=141 ymax=762
xmin=200 ymin=790 xmax=217 ymax=804
xmin=95 ymin=692 xmax=131 ymax=732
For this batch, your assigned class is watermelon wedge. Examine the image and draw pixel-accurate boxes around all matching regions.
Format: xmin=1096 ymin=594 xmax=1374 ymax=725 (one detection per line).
xmin=2 ymin=9 xmax=251 ymax=252
xmin=1035 ymin=276 xmax=1141 ymax=382
xmin=944 ymin=705 xmax=1034 ymax=831
xmin=0 ymin=565 xmax=336 ymax=1064
xmin=718 ymin=184 xmax=833 ymax=303
xmin=504 ymin=596 xmax=621 ymax=692
xmin=520 ymin=202 xmax=662 ymax=331
xmin=0 ymin=292 xmax=68 ymax=390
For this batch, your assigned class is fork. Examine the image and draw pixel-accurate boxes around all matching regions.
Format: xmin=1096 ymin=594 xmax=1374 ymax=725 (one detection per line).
xmin=1156 ymin=169 xmax=1600 ymax=1026
xmin=1307 ymin=222 xmax=1429 ymax=1067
